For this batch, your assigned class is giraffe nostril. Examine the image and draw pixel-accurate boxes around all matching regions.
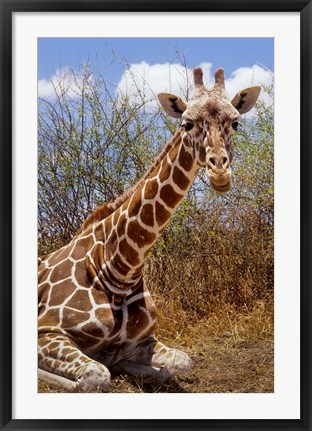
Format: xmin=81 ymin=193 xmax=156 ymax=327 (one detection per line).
xmin=208 ymin=157 xmax=216 ymax=167
xmin=208 ymin=155 xmax=229 ymax=171
xmin=222 ymin=157 xmax=229 ymax=168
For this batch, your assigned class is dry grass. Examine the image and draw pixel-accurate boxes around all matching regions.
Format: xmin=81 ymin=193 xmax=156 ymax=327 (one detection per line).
xmin=38 ymin=295 xmax=273 ymax=394
xmin=38 ymin=212 xmax=274 ymax=394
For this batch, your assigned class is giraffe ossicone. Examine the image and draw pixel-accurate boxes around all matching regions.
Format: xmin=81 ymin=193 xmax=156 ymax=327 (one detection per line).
xmin=38 ymin=66 xmax=260 ymax=392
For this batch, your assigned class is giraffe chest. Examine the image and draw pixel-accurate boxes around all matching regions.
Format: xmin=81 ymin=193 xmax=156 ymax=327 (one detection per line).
xmin=52 ymin=286 xmax=158 ymax=354
xmin=91 ymin=291 xmax=157 ymax=346
xmin=38 ymin=249 xmax=157 ymax=353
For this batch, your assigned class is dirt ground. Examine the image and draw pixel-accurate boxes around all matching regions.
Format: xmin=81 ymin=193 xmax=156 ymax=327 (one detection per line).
xmin=38 ymin=302 xmax=274 ymax=394
xmin=107 ymin=338 xmax=273 ymax=393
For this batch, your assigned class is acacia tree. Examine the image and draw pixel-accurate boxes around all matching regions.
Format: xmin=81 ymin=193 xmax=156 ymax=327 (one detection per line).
xmin=38 ymin=65 xmax=171 ymax=253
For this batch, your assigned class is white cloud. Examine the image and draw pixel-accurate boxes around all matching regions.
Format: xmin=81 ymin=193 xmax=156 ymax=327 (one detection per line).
xmin=39 ymin=62 xmax=274 ymax=116
xmin=116 ymin=61 xmax=194 ymax=108
xmin=38 ymin=67 xmax=92 ymax=99
xmin=225 ymin=64 xmax=274 ymax=108
xmin=116 ymin=61 xmax=274 ymax=115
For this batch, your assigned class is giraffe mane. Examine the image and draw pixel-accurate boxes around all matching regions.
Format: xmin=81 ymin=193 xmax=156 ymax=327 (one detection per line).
xmin=75 ymin=129 xmax=183 ymax=236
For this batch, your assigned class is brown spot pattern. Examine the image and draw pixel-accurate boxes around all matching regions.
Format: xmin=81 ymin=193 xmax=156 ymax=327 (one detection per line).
xmin=144 ymin=179 xmax=158 ymax=200
xmin=38 ymin=267 xmax=52 ymax=284
xmin=62 ymin=347 xmax=76 ymax=356
xmin=126 ymin=303 xmax=149 ymax=339
xmin=74 ymin=333 xmax=100 ymax=350
xmin=50 ymin=262 xmax=72 ymax=283
xmin=91 ymin=243 xmax=105 ymax=272
xmin=128 ymin=191 xmax=141 ymax=217
xmin=116 ymin=213 xmax=127 ymax=237
xmin=155 ymin=201 xmax=170 ymax=226
xmin=113 ymin=207 xmax=121 ymax=225
xmin=70 ymin=236 xmax=92 ymax=260
xmin=38 ymin=337 xmax=51 ymax=347
xmin=108 ymin=309 xmax=123 ymax=337
xmin=159 ymin=162 xmax=171 ymax=183
xmin=62 ymin=308 xmax=90 ymax=327
xmin=95 ymin=307 xmax=113 ymax=322
xmin=150 ymin=163 xmax=161 ymax=178
xmin=38 ymin=308 xmax=60 ymax=327
xmin=112 ymin=253 xmax=131 ymax=276
xmin=178 ymin=145 xmax=193 ymax=171
xmin=199 ymin=146 xmax=206 ymax=164
xmin=82 ymin=322 xmax=104 ymax=338
xmin=140 ymin=204 xmax=154 ymax=227
xmin=46 ymin=247 xmax=70 ymax=267
xmin=159 ymin=184 xmax=183 ymax=208
xmin=127 ymin=220 xmax=156 ymax=248
xmin=74 ymin=260 xmax=91 ymax=288
xmin=38 ymin=283 xmax=51 ymax=304
xmin=66 ymin=290 xmax=92 ymax=311
xmin=168 ymin=144 xmax=179 ymax=162
xmin=67 ymin=352 xmax=79 ymax=361
xmin=119 ymin=238 xmax=140 ymax=265
xmin=104 ymin=216 xmax=112 ymax=237
xmin=91 ymin=287 xmax=109 ymax=305
xmin=112 ymin=253 xmax=131 ymax=277
xmin=48 ymin=342 xmax=59 ymax=350
xmin=49 ymin=281 xmax=76 ymax=306
xmin=105 ymin=229 xmax=118 ymax=257
xmin=172 ymin=166 xmax=190 ymax=190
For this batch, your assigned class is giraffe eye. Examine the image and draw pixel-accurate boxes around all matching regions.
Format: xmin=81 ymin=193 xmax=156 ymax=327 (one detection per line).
xmin=232 ymin=121 xmax=239 ymax=131
xmin=181 ymin=120 xmax=194 ymax=132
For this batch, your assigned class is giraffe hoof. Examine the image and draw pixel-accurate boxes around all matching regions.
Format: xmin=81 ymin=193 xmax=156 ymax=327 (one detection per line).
xmin=167 ymin=350 xmax=193 ymax=374
xmin=154 ymin=349 xmax=193 ymax=378
xmin=77 ymin=362 xmax=111 ymax=392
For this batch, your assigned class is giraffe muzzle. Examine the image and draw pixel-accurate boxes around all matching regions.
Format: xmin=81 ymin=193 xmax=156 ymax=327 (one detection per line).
xmin=206 ymin=165 xmax=232 ymax=194
xmin=210 ymin=178 xmax=232 ymax=194
xmin=205 ymin=151 xmax=232 ymax=194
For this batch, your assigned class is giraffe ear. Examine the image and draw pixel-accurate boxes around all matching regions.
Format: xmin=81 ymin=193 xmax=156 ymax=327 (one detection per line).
xmin=158 ymin=93 xmax=187 ymax=119
xmin=231 ymin=86 xmax=261 ymax=114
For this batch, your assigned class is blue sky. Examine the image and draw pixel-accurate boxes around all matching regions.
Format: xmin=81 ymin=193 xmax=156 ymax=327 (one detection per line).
xmin=38 ymin=37 xmax=274 ymax=84
xmin=38 ymin=38 xmax=274 ymax=114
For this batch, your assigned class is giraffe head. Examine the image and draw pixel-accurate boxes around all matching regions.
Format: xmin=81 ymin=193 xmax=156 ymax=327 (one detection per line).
xmin=158 ymin=67 xmax=261 ymax=194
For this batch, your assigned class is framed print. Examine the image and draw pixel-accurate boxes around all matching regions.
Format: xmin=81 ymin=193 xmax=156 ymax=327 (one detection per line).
xmin=1 ymin=1 xmax=311 ymax=430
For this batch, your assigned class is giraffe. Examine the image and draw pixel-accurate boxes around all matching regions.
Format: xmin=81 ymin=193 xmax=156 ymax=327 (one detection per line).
xmin=38 ymin=66 xmax=260 ymax=392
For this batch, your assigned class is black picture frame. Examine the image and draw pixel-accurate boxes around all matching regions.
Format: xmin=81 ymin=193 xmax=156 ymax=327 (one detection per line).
xmin=1 ymin=1 xmax=311 ymax=430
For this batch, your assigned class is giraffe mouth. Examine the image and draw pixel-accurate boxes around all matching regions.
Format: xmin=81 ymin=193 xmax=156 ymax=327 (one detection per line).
xmin=210 ymin=179 xmax=232 ymax=194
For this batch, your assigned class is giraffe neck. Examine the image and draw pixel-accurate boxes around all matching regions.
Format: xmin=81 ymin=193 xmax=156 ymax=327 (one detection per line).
xmin=87 ymin=129 xmax=201 ymax=296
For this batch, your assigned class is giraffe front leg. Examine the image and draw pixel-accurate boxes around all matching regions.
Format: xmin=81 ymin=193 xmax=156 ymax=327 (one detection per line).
xmin=38 ymin=333 xmax=111 ymax=392
xmin=116 ymin=336 xmax=192 ymax=380
xmin=150 ymin=338 xmax=193 ymax=377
